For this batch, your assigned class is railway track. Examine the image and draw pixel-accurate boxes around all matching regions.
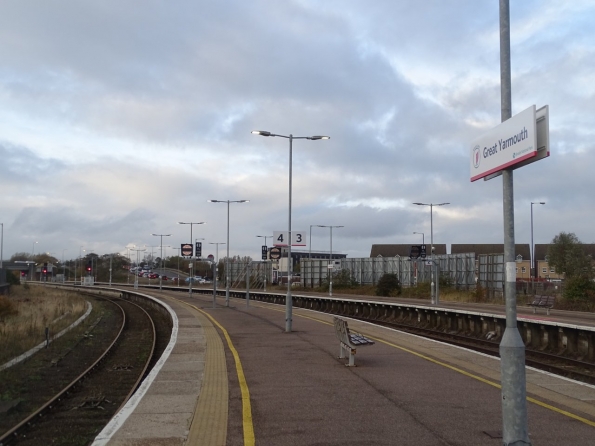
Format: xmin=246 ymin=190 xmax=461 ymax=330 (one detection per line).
xmin=358 ymin=316 xmax=595 ymax=386
xmin=0 ymin=293 xmax=160 ymax=446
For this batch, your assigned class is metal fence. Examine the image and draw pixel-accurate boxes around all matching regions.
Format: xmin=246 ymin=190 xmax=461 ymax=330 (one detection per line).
xmin=300 ymin=254 xmax=476 ymax=289
xmin=478 ymin=253 xmax=504 ymax=299
xmin=227 ymin=261 xmax=271 ymax=289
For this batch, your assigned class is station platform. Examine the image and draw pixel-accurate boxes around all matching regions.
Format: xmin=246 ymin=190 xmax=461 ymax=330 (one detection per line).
xmin=94 ymin=289 xmax=595 ymax=445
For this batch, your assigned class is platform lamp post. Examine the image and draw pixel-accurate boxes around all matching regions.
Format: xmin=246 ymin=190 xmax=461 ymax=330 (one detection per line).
xmin=413 ymin=232 xmax=425 ymax=244
xmin=77 ymin=246 xmax=85 ymax=286
xmin=130 ymin=246 xmax=146 ymax=290
xmin=412 ymin=202 xmax=449 ymax=304
xmin=208 ymin=200 xmax=249 ymax=307
xmin=530 ymin=202 xmax=545 ymax=287
xmin=209 ymin=242 xmax=226 ymax=306
xmin=126 ymin=247 xmax=132 ymax=285
xmin=195 ymin=237 xmax=205 ymax=281
xmin=1 ymin=223 xmax=3 ymax=269
xmin=252 ymin=130 xmax=330 ymax=332
xmin=178 ymin=221 xmax=205 ymax=297
xmin=172 ymin=247 xmax=181 ymax=287
xmin=152 ymin=233 xmax=171 ymax=291
xmin=62 ymin=249 xmax=67 ymax=283
xmin=315 ymin=225 xmax=343 ymax=297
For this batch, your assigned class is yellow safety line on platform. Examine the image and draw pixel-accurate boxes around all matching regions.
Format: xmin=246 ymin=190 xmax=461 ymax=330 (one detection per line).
xmin=253 ymin=302 xmax=595 ymax=428
xmin=174 ymin=297 xmax=256 ymax=446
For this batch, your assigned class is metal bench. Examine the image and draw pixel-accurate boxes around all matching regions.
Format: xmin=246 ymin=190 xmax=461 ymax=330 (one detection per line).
xmin=527 ymin=295 xmax=556 ymax=315
xmin=333 ymin=317 xmax=374 ymax=367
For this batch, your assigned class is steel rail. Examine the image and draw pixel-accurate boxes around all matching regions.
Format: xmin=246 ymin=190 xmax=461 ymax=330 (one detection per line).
xmin=113 ymin=295 xmax=157 ymax=413
xmin=0 ymin=295 xmax=127 ymax=444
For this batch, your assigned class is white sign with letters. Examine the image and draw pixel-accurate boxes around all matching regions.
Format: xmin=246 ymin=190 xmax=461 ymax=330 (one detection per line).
xmin=470 ymin=105 xmax=537 ymax=182
xmin=273 ymin=231 xmax=307 ymax=247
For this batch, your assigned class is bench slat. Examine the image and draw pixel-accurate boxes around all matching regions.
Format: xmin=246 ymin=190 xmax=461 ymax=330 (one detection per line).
xmin=527 ymin=295 xmax=556 ymax=315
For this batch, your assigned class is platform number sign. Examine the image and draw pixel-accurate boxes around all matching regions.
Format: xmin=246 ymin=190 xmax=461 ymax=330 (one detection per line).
xmin=261 ymin=246 xmax=268 ymax=260
xmin=195 ymin=242 xmax=202 ymax=258
xmin=273 ymin=230 xmax=307 ymax=247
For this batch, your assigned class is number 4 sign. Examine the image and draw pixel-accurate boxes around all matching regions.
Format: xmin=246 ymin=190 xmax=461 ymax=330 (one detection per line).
xmin=273 ymin=231 xmax=307 ymax=247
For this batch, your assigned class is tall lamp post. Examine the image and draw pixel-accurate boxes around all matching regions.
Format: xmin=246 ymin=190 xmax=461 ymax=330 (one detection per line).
xmin=178 ymin=221 xmax=205 ymax=297
xmin=315 ymin=225 xmax=344 ymax=296
xmin=130 ymin=247 xmax=146 ymax=289
xmin=126 ymin=246 xmax=132 ymax=285
xmin=172 ymin=247 xmax=181 ymax=286
xmin=208 ymin=200 xmax=249 ymax=307
xmin=530 ymin=202 xmax=545 ymax=284
xmin=252 ymin=130 xmax=329 ymax=332
xmin=62 ymin=249 xmax=67 ymax=283
xmin=209 ymin=242 xmax=226 ymax=302
xmin=152 ymin=233 xmax=172 ymax=290
xmin=413 ymin=232 xmax=425 ymax=244
xmin=1 ymin=223 xmax=3 ymax=269
xmin=413 ymin=202 xmax=450 ymax=304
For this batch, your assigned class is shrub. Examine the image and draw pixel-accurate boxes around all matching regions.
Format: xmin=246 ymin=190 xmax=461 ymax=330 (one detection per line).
xmin=563 ymin=276 xmax=595 ymax=301
xmin=319 ymin=269 xmax=359 ymax=291
xmin=0 ymin=295 xmax=17 ymax=320
xmin=6 ymin=271 xmax=20 ymax=286
xmin=376 ymin=273 xmax=401 ymax=297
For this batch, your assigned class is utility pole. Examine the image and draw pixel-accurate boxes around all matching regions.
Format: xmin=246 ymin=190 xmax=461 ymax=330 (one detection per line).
xmin=499 ymin=1 xmax=530 ymax=444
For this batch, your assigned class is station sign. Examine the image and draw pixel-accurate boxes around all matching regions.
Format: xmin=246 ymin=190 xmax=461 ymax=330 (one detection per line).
xmin=409 ymin=245 xmax=427 ymax=259
xmin=482 ymin=105 xmax=550 ymax=181
xmin=273 ymin=231 xmax=307 ymax=247
xmin=470 ymin=105 xmax=540 ymax=182
xmin=269 ymin=247 xmax=281 ymax=260
xmin=181 ymin=243 xmax=193 ymax=257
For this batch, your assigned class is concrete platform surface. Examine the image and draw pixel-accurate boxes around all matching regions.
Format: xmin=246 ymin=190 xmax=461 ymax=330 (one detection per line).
xmin=96 ymin=290 xmax=595 ymax=445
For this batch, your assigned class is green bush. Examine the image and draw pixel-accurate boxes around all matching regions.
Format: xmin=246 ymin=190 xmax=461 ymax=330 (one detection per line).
xmin=6 ymin=271 xmax=20 ymax=286
xmin=0 ymin=295 xmax=17 ymax=320
xmin=376 ymin=273 xmax=401 ymax=297
xmin=563 ymin=276 xmax=595 ymax=301
xmin=320 ymin=269 xmax=358 ymax=291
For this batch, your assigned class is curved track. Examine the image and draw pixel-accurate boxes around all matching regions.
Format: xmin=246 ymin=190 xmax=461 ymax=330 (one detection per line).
xmin=0 ymin=292 xmax=157 ymax=446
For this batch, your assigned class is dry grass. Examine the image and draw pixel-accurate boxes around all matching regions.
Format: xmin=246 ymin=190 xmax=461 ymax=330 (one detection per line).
xmin=0 ymin=285 xmax=88 ymax=365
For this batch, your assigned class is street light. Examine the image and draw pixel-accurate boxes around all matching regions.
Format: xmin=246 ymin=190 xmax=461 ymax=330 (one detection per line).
xmin=172 ymin=247 xmax=181 ymax=286
xmin=62 ymin=249 xmax=67 ymax=283
xmin=315 ymin=225 xmax=344 ymax=296
xmin=32 ymin=241 xmax=38 ymax=258
xmin=413 ymin=232 xmax=425 ymax=244
xmin=1 ymin=223 xmax=3 ymax=269
xmin=256 ymin=235 xmax=272 ymax=248
xmin=252 ymin=130 xmax=330 ymax=332
xmin=208 ymin=200 xmax=249 ymax=307
xmin=152 ymin=233 xmax=172 ymax=290
xmin=209 ymin=242 xmax=226 ymax=304
xmin=530 ymin=202 xmax=545 ymax=283
xmin=130 ymin=246 xmax=146 ymax=289
xmin=413 ymin=202 xmax=450 ymax=304
xmin=178 ymin=221 xmax=205 ymax=297
xmin=76 ymin=246 xmax=84 ymax=286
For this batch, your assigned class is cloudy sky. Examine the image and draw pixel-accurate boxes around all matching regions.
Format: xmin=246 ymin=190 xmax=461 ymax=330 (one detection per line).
xmin=1 ymin=0 xmax=594 ymax=263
